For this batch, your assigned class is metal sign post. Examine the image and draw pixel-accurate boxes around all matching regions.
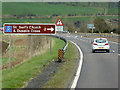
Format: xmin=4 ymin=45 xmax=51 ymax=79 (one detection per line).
xmin=50 ymin=36 xmax=52 ymax=55
xmin=30 ymin=35 xmax=33 ymax=58
xmin=9 ymin=35 xmax=11 ymax=70
xmin=92 ymin=27 xmax=93 ymax=33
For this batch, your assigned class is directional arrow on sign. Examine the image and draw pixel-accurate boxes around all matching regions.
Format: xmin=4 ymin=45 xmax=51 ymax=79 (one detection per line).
xmin=47 ymin=27 xmax=54 ymax=32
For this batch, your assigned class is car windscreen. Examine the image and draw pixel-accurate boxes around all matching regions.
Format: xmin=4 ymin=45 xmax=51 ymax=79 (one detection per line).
xmin=95 ymin=39 xmax=106 ymax=43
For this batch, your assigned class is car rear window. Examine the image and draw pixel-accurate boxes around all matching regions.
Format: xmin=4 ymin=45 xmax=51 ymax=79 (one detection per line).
xmin=95 ymin=39 xmax=106 ymax=43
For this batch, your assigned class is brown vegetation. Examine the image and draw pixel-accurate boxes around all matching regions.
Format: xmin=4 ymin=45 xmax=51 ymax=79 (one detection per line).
xmin=2 ymin=35 xmax=54 ymax=70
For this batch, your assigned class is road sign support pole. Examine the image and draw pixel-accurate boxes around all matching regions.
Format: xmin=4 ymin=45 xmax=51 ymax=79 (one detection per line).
xmin=9 ymin=35 xmax=11 ymax=70
xmin=59 ymin=29 xmax=60 ymax=39
xmin=30 ymin=35 xmax=33 ymax=58
xmin=50 ymin=36 xmax=52 ymax=55
xmin=92 ymin=27 xmax=93 ymax=33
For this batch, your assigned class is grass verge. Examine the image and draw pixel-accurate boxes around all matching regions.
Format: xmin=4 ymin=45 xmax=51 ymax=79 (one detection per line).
xmin=2 ymin=37 xmax=65 ymax=88
xmin=44 ymin=41 xmax=78 ymax=88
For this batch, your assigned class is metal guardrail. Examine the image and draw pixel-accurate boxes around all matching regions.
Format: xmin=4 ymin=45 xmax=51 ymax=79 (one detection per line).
xmin=52 ymin=35 xmax=68 ymax=56
xmin=82 ymin=33 xmax=119 ymax=38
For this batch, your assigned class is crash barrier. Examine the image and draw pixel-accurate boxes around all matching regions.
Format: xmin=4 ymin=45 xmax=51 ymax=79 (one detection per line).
xmin=52 ymin=35 xmax=68 ymax=62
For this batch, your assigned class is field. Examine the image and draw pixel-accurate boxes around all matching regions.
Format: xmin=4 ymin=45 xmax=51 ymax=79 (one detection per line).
xmin=2 ymin=15 xmax=118 ymax=24
xmin=2 ymin=2 xmax=118 ymax=16
xmin=2 ymin=2 xmax=104 ymax=16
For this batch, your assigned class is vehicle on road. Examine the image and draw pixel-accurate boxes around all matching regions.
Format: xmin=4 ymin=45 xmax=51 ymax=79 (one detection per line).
xmin=62 ymin=30 xmax=68 ymax=33
xmin=91 ymin=38 xmax=110 ymax=53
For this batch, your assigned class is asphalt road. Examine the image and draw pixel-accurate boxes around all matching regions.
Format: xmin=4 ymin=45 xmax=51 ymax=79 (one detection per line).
xmin=60 ymin=33 xmax=118 ymax=88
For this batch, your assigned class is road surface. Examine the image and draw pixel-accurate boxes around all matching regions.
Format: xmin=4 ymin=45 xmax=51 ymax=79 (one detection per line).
xmin=60 ymin=33 xmax=118 ymax=88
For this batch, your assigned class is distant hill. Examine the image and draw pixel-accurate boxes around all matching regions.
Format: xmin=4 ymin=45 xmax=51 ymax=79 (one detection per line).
xmin=2 ymin=2 xmax=118 ymax=16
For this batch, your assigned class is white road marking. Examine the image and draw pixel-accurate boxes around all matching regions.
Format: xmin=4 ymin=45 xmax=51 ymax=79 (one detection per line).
xmin=70 ymin=41 xmax=83 ymax=89
xmin=109 ymin=41 xmax=118 ymax=44
xmin=118 ymin=54 xmax=120 ymax=56
xmin=67 ymin=36 xmax=70 ymax=37
xmin=75 ymin=36 xmax=78 ymax=38
xmin=112 ymin=50 xmax=115 ymax=53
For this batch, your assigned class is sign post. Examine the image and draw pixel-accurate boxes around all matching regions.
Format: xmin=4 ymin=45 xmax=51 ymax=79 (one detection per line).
xmin=9 ymin=35 xmax=11 ymax=70
xmin=50 ymin=36 xmax=52 ymax=55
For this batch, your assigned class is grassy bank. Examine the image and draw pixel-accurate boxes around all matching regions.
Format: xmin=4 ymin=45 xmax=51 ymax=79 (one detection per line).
xmin=44 ymin=41 xmax=78 ymax=88
xmin=2 ymin=37 xmax=65 ymax=88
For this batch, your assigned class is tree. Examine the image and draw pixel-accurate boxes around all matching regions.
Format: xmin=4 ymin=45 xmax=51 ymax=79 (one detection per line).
xmin=94 ymin=17 xmax=111 ymax=33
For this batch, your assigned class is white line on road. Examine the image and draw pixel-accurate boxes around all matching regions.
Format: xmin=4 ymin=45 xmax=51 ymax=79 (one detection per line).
xmin=70 ymin=40 xmax=83 ymax=89
xmin=112 ymin=50 xmax=115 ymax=53
xmin=118 ymin=54 xmax=120 ymax=56
xmin=109 ymin=41 xmax=118 ymax=44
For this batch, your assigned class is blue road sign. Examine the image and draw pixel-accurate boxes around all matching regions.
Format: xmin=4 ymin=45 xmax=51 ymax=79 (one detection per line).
xmin=5 ymin=26 xmax=12 ymax=32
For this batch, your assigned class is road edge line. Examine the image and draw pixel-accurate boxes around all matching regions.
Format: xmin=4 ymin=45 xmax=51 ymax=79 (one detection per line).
xmin=70 ymin=40 xmax=83 ymax=89
xmin=109 ymin=41 xmax=118 ymax=44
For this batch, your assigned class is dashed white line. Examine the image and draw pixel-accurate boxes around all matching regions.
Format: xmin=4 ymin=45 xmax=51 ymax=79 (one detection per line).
xmin=70 ymin=40 xmax=83 ymax=89
xmin=112 ymin=50 xmax=115 ymax=53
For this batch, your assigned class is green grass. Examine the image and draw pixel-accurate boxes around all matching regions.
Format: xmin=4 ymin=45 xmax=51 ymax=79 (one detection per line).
xmin=2 ymin=57 xmax=8 ymax=64
xmin=2 ymin=15 xmax=118 ymax=25
xmin=2 ymin=37 xmax=65 ymax=88
xmin=108 ymin=8 xmax=118 ymax=15
xmin=11 ymin=46 xmax=26 ymax=52
xmin=2 ymin=18 xmax=53 ymax=24
xmin=44 ymin=41 xmax=78 ymax=88
xmin=2 ymin=2 xmax=105 ymax=16
xmin=2 ymin=46 xmax=26 ymax=66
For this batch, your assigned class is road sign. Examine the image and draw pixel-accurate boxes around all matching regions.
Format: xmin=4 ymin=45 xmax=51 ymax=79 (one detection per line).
xmin=87 ymin=26 xmax=95 ymax=29
xmin=58 ymin=49 xmax=63 ymax=59
xmin=56 ymin=18 xmax=63 ymax=32
xmin=3 ymin=23 xmax=56 ymax=35
xmin=56 ymin=18 xmax=63 ymax=26
xmin=87 ymin=24 xmax=95 ymax=29
xmin=87 ymin=24 xmax=94 ymax=27
xmin=56 ymin=26 xmax=63 ymax=32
